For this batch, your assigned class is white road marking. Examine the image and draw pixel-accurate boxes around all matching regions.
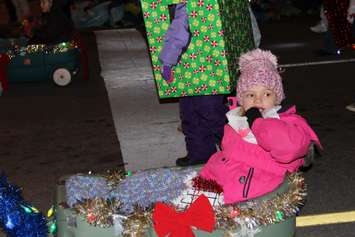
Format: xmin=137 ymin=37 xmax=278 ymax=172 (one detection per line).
xmin=280 ymin=58 xmax=355 ymax=68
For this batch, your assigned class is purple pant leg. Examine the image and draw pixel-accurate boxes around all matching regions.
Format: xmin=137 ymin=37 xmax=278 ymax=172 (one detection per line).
xmin=179 ymin=95 xmax=227 ymax=162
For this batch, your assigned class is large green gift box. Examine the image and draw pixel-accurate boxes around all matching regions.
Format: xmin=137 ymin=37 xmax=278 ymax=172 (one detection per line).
xmin=140 ymin=0 xmax=254 ymax=98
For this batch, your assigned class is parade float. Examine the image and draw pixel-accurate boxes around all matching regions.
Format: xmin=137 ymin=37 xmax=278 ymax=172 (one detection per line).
xmin=53 ymin=167 xmax=305 ymax=237
xmin=0 ymin=38 xmax=88 ymax=94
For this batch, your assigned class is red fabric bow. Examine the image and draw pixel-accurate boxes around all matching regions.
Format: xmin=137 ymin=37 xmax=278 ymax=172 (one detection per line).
xmin=153 ymin=194 xmax=215 ymax=237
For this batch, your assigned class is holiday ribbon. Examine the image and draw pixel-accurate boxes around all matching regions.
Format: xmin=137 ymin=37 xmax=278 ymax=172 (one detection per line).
xmin=153 ymin=194 xmax=215 ymax=237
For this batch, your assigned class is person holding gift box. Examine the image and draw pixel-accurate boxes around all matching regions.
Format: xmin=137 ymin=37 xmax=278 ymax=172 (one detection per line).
xmin=159 ymin=3 xmax=228 ymax=167
xmin=199 ymin=49 xmax=322 ymax=203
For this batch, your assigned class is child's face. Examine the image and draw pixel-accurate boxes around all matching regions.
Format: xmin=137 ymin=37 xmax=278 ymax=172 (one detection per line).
xmin=40 ymin=0 xmax=51 ymax=12
xmin=240 ymin=85 xmax=278 ymax=113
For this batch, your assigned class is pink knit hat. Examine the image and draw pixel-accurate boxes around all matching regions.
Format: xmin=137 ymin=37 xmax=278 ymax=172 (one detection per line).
xmin=236 ymin=49 xmax=285 ymax=105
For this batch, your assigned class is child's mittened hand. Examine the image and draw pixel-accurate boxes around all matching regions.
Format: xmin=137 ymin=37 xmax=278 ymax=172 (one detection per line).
xmin=245 ymin=107 xmax=263 ymax=127
xmin=161 ymin=65 xmax=174 ymax=84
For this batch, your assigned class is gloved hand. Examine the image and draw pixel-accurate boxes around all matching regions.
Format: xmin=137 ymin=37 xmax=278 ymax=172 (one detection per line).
xmin=245 ymin=107 xmax=263 ymax=127
xmin=348 ymin=0 xmax=355 ymax=23
xmin=161 ymin=65 xmax=174 ymax=84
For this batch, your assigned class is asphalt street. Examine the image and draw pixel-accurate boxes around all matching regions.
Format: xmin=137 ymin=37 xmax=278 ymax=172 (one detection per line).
xmin=0 ymin=14 xmax=355 ymax=237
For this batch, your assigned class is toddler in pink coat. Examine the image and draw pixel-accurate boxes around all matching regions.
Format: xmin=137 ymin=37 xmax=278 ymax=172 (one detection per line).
xmin=199 ymin=49 xmax=322 ymax=204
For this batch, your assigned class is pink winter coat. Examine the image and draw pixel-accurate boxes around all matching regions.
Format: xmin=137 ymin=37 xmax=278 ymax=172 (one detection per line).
xmin=199 ymin=106 xmax=321 ymax=204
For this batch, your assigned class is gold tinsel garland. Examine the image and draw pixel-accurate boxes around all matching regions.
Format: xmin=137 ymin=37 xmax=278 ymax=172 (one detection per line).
xmin=71 ymin=172 xmax=306 ymax=236
xmin=121 ymin=208 xmax=153 ymax=237
xmin=6 ymin=41 xmax=78 ymax=59
xmin=100 ymin=169 xmax=127 ymax=188
xmin=214 ymin=173 xmax=306 ymax=233
xmin=74 ymin=198 xmax=122 ymax=228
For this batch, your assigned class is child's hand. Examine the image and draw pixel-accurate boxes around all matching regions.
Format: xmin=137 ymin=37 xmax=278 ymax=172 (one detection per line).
xmin=245 ymin=107 xmax=263 ymax=127
xmin=161 ymin=65 xmax=174 ymax=84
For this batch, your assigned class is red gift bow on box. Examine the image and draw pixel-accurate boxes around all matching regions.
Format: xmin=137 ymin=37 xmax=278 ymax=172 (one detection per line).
xmin=153 ymin=194 xmax=215 ymax=237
